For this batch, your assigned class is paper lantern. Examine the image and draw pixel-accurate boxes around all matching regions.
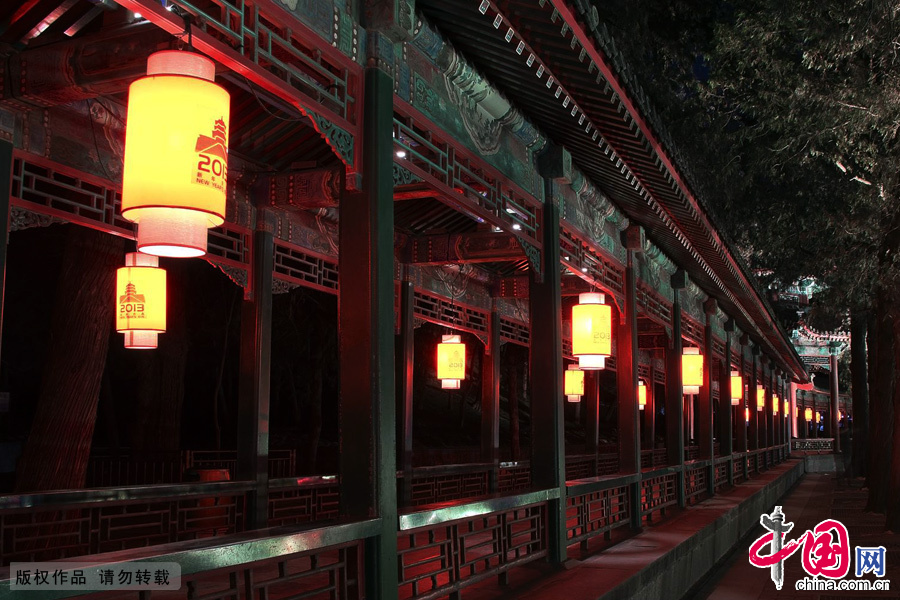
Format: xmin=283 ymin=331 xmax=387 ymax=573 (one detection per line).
xmin=773 ymin=394 xmax=779 ymax=414
xmin=730 ymin=370 xmax=742 ymax=406
xmin=745 ymin=407 xmax=750 ymax=422
xmin=116 ymin=252 xmax=166 ymax=349
xmin=682 ymin=347 xmax=703 ymax=395
xmin=638 ymin=380 xmax=647 ymax=410
xmin=565 ymin=366 xmax=585 ymax=403
xmin=122 ymin=51 xmax=230 ymax=258
xmin=805 ymin=407 xmax=813 ymax=421
xmin=757 ymin=386 xmax=765 ymax=411
xmin=437 ymin=334 xmax=466 ymax=389
xmin=784 ymin=400 xmax=790 ymax=415
xmin=572 ymin=292 xmax=611 ymax=370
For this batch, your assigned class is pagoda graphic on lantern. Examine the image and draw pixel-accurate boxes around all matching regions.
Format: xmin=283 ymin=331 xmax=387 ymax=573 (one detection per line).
xmin=119 ymin=282 xmax=147 ymax=318
xmin=193 ymin=118 xmax=228 ymax=193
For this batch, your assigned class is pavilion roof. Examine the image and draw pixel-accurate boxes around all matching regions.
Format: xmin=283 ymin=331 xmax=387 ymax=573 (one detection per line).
xmin=418 ymin=0 xmax=807 ymax=381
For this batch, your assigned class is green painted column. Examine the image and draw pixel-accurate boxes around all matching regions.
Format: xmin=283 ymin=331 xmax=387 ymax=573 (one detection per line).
xmin=338 ymin=65 xmax=398 ymax=599
xmin=619 ymin=225 xmax=642 ymax=530
xmin=528 ymin=178 xmax=566 ymax=563
xmin=237 ymin=218 xmax=274 ymax=529
xmin=0 ymin=140 xmax=11 ymax=367
xmin=666 ymin=270 xmax=686 ymax=507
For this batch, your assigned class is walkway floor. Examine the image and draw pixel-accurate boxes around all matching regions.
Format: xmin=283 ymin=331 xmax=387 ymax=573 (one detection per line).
xmin=697 ymin=473 xmax=898 ymax=600
xmin=458 ymin=461 xmax=801 ymax=600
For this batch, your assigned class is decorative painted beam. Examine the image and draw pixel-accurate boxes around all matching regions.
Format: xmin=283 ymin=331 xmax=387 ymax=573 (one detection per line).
xmin=402 ymin=231 xmax=524 ymax=265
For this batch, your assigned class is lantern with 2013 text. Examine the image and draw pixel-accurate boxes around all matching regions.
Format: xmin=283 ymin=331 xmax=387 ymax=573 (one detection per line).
xmin=437 ymin=335 xmax=466 ymax=389
xmin=572 ymin=292 xmax=611 ymax=370
xmin=682 ymin=347 xmax=703 ymax=395
xmin=116 ymin=252 xmax=166 ymax=349
xmin=122 ymin=51 xmax=230 ymax=258
xmin=730 ymin=370 xmax=742 ymax=406
xmin=564 ymin=366 xmax=584 ymax=403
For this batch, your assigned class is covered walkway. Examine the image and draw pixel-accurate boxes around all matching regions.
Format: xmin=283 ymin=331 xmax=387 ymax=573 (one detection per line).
xmin=698 ymin=473 xmax=896 ymax=600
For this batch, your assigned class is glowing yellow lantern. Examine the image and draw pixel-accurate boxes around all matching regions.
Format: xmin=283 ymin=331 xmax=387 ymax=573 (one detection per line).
xmin=745 ymin=407 xmax=750 ymax=422
xmin=638 ymin=380 xmax=647 ymax=410
xmin=437 ymin=334 xmax=466 ymax=389
xmin=116 ymin=252 xmax=166 ymax=349
xmin=784 ymin=400 xmax=790 ymax=415
xmin=682 ymin=347 xmax=703 ymax=395
xmin=773 ymin=394 xmax=779 ymax=414
xmin=730 ymin=370 xmax=742 ymax=406
xmin=756 ymin=386 xmax=765 ymax=411
xmin=564 ymin=366 xmax=585 ymax=403
xmin=805 ymin=407 xmax=813 ymax=421
xmin=571 ymin=292 xmax=611 ymax=370
xmin=122 ymin=51 xmax=230 ymax=258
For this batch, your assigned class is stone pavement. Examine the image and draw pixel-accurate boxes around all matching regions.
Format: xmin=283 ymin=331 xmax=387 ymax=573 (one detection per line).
xmin=698 ymin=473 xmax=898 ymax=600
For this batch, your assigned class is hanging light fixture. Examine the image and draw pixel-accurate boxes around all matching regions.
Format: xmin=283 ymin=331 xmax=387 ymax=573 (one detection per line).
xmin=805 ymin=407 xmax=813 ymax=421
xmin=730 ymin=370 xmax=742 ymax=406
xmin=638 ymin=380 xmax=647 ymax=410
xmin=745 ymin=407 xmax=750 ymax=422
xmin=122 ymin=50 xmax=230 ymax=258
xmin=116 ymin=252 xmax=166 ymax=349
xmin=571 ymin=292 xmax=611 ymax=370
xmin=437 ymin=334 xmax=466 ymax=389
xmin=756 ymin=386 xmax=765 ymax=411
xmin=682 ymin=347 xmax=703 ymax=395
xmin=773 ymin=394 xmax=779 ymax=414
xmin=564 ymin=366 xmax=585 ymax=403
xmin=784 ymin=400 xmax=790 ymax=415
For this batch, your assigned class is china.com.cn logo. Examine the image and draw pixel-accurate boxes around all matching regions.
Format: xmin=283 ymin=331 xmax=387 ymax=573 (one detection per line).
xmin=748 ymin=506 xmax=890 ymax=592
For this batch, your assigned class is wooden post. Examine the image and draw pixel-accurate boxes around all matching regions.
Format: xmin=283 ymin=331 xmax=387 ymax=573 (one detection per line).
xmin=397 ymin=277 xmax=414 ymax=506
xmin=585 ymin=371 xmax=600 ymax=475
xmin=722 ymin=321 xmax=734 ymax=485
xmin=619 ymin=225 xmax=642 ymax=530
xmin=748 ymin=348 xmax=759 ymax=451
xmin=237 ymin=218 xmax=274 ymax=529
xmin=530 ymin=147 xmax=566 ymax=564
xmin=667 ymin=270 xmax=686 ymax=507
xmin=0 ymin=140 xmax=11 ymax=365
xmin=482 ymin=308 xmax=501 ymax=492
xmin=830 ymin=343 xmax=841 ymax=453
xmin=700 ymin=299 xmax=715 ymax=494
xmin=338 ymin=65 xmax=398 ymax=599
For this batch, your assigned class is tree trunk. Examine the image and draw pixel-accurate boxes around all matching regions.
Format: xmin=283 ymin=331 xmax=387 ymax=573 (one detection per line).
xmin=15 ymin=226 xmax=122 ymax=492
xmin=866 ymin=289 xmax=893 ymax=513
xmin=887 ymin=307 xmax=900 ymax=530
xmin=851 ymin=307 xmax=868 ymax=478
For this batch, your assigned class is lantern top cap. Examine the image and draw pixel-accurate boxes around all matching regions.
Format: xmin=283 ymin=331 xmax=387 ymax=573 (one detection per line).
xmin=441 ymin=334 xmax=462 ymax=344
xmin=731 ymin=369 xmax=740 ymax=377
xmin=123 ymin=252 xmax=159 ymax=268
xmin=683 ymin=346 xmax=700 ymax=355
xmin=638 ymin=379 xmax=646 ymax=386
xmin=578 ymin=292 xmax=605 ymax=304
xmin=147 ymin=50 xmax=216 ymax=81
xmin=567 ymin=364 xmax=581 ymax=371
